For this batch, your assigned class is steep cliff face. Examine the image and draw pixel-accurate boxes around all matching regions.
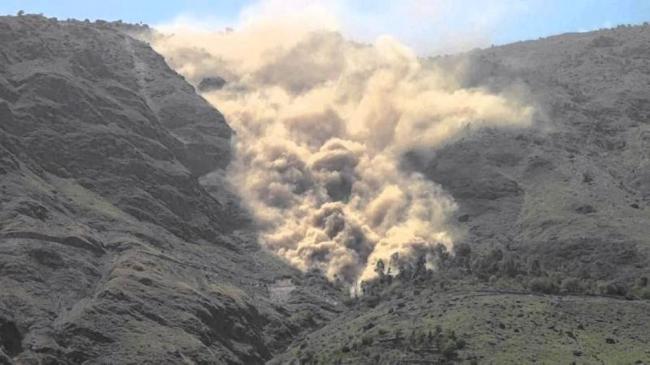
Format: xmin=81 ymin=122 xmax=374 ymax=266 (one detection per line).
xmin=0 ymin=15 xmax=342 ymax=364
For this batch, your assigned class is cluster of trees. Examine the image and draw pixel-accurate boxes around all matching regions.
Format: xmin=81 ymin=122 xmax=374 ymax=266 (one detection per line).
xmin=359 ymin=243 xmax=650 ymax=300
xmin=334 ymin=325 xmax=466 ymax=364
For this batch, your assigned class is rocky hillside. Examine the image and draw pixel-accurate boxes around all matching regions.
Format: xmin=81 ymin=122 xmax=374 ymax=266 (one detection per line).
xmin=0 ymin=15 xmax=343 ymax=365
xmin=2 ymin=14 xmax=650 ymax=365
xmin=430 ymin=24 xmax=650 ymax=282
xmin=273 ymin=24 xmax=650 ymax=364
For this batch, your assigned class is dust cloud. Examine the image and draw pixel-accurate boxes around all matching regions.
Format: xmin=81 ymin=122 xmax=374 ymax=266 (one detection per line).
xmin=148 ymin=9 xmax=533 ymax=284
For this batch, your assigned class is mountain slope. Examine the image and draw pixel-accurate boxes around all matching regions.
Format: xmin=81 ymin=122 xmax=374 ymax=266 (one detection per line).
xmin=272 ymin=24 xmax=650 ymax=364
xmin=0 ymin=15 xmax=343 ymax=365
xmin=429 ymin=25 xmax=650 ymax=282
xmin=273 ymin=286 xmax=650 ymax=364
xmin=2 ymin=14 xmax=650 ymax=365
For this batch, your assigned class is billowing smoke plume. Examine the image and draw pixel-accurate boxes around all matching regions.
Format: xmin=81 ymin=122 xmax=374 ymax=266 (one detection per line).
xmin=148 ymin=9 xmax=533 ymax=284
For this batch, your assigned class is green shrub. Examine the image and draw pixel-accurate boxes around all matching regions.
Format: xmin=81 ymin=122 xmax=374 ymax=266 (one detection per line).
xmin=528 ymin=277 xmax=559 ymax=294
xmin=560 ymin=277 xmax=583 ymax=293
xmin=361 ymin=335 xmax=374 ymax=346
xmin=456 ymin=338 xmax=466 ymax=350
xmin=639 ymin=288 xmax=650 ymax=300
xmin=454 ymin=242 xmax=472 ymax=258
xmin=442 ymin=342 xmax=457 ymax=359
xmin=362 ymin=295 xmax=380 ymax=308
xmin=631 ymin=286 xmax=650 ymax=300
xmin=598 ymin=281 xmax=629 ymax=296
xmin=489 ymin=275 xmax=498 ymax=285
xmin=434 ymin=325 xmax=442 ymax=336
xmin=500 ymin=254 xmax=523 ymax=277
xmin=472 ymin=248 xmax=504 ymax=280
xmin=453 ymin=243 xmax=472 ymax=269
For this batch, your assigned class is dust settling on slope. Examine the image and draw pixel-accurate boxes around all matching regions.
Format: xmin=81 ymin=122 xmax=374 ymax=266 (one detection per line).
xmin=148 ymin=17 xmax=533 ymax=286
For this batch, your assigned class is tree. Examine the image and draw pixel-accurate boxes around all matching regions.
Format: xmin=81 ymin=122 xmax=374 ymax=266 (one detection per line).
xmin=448 ymin=330 xmax=457 ymax=341
xmin=442 ymin=342 xmax=457 ymax=359
xmin=454 ymin=242 xmax=472 ymax=258
xmin=529 ymin=259 xmax=542 ymax=277
xmin=409 ymin=329 xmax=417 ymax=345
xmin=413 ymin=254 xmax=427 ymax=279
xmin=434 ymin=244 xmax=450 ymax=266
xmin=453 ymin=242 xmax=472 ymax=269
xmin=472 ymin=247 xmax=504 ymax=280
xmin=394 ymin=328 xmax=403 ymax=343
xmin=385 ymin=268 xmax=393 ymax=284
xmin=375 ymin=259 xmax=385 ymax=279
xmin=397 ymin=263 xmax=409 ymax=281
xmin=500 ymin=254 xmax=522 ymax=277
xmin=360 ymin=281 xmax=369 ymax=296
xmin=599 ymin=281 xmax=629 ymax=296
xmin=389 ymin=252 xmax=400 ymax=272
xmin=361 ymin=335 xmax=373 ymax=346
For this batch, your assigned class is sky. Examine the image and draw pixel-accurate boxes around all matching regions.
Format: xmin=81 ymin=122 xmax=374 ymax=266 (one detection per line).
xmin=1 ymin=0 xmax=649 ymax=54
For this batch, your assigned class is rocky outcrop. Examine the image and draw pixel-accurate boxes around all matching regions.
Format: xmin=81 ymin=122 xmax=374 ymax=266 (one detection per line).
xmin=198 ymin=77 xmax=227 ymax=92
xmin=0 ymin=15 xmax=343 ymax=364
